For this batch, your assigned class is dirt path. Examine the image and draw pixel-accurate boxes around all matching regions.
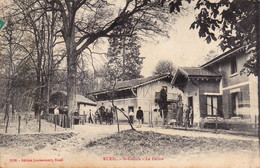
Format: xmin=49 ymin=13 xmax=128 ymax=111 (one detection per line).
xmin=1 ymin=124 xmax=259 ymax=168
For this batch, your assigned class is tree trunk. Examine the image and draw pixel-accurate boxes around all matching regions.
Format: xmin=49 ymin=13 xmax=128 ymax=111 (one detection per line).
xmin=66 ymin=35 xmax=78 ymax=127
xmin=255 ymin=0 xmax=260 ymax=156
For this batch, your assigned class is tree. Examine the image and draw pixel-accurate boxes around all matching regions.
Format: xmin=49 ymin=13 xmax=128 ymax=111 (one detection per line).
xmin=107 ymin=18 xmax=144 ymax=81
xmin=0 ymin=14 xmax=39 ymax=118
xmin=40 ymin=0 xmax=172 ymax=118
xmin=153 ymin=60 xmax=177 ymax=76
xmin=203 ymin=49 xmax=218 ymax=63
xmin=3 ymin=0 xmax=67 ymax=117
xmin=189 ymin=0 xmax=257 ymax=75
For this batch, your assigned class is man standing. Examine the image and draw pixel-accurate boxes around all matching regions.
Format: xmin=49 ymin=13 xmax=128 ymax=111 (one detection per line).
xmin=129 ymin=109 xmax=134 ymax=124
xmin=88 ymin=109 xmax=93 ymax=123
xmin=136 ymin=106 xmax=143 ymax=128
xmin=159 ymin=86 xmax=168 ymax=125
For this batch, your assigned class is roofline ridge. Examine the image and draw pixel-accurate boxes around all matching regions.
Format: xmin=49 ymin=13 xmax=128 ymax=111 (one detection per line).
xmin=201 ymin=46 xmax=245 ymax=68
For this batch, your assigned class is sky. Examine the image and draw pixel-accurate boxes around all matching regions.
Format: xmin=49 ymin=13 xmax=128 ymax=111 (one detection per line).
xmin=87 ymin=1 xmax=223 ymax=78
xmin=140 ymin=7 xmax=222 ymax=77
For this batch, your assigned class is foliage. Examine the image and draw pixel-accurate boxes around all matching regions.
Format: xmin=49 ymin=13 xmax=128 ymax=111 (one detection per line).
xmin=153 ymin=60 xmax=177 ymax=76
xmin=162 ymin=0 xmax=257 ymax=75
xmin=189 ymin=0 xmax=257 ymax=75
xmin=107 ymin=31 xmax=144 ymax=81
xmin=203 ymin=49 xmax=218 ymax=63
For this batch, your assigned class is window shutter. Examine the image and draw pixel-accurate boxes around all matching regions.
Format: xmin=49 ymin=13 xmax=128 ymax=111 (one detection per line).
xmin=217 ymin=96 xmax=223 ymax=117
xmin=228 ymin=94 xmax=233 ymax=118
xmin=200 ymin=95 xmax=207 ymax=117
xmin=238 ymin=92 xmax=243 ymax=108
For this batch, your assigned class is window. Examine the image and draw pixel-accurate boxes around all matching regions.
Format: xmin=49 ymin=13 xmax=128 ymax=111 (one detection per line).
xmin=128 ymin=106 xmax=134 ymax=114
xmin=231 ymin=92 xmax=238 ymax=116
xmin=230 ymin=57 xmax=237 ymax=74
xmin=162 ymin=86 xmax=168 ymax=92
xmin=207 ymin=96 xmax=218 ymax=116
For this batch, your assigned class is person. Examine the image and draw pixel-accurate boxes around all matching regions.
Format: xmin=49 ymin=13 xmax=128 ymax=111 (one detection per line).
xmin=54 ymin=105 xmax=59 ymax=115
xmin=105 ymin=109 xmax=109 ymax=124
xmin=176 ymin=102 xmax=183 ymax=126
xmin=99 ymin=103 xmax=105 ymax=113
xmin=136 ymin=106 xmax=143 ymax=128
xmin=129 ymin=109 xmax=134 ymax=124
xmin=184 ymin=105 xmax=190 ymax=128
xmin=99 ymin=103 xmax=105 ymax=122
xmin=88 ymin=109 xmax=93 ymax=123
xmin=189 ymin=106 xmax=193 ymax=127
xmin=73 ymin=109 xmax=79 ymax=125
xmin=152 ymin=109 xmax=161 ymax=127
xmin=94 ymin=109 xmax=101 ymax=124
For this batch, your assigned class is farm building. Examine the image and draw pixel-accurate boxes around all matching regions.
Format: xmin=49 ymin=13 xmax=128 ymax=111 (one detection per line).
xmin=89 ymin=74 xmax=183 ymax=123
xmin=200 ymin=46 xmax=258 ymax=123
xmin=171 ymin=67 xmax=222 ymax=126
xmin=50 ymin=91 xmax=97 ymax=115
xmin=88 ymin=47 xmax=258 ymax=128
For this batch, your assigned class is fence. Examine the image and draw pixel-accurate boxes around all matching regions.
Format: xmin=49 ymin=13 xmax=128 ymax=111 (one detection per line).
xmin=1 ymin=113 xmax=88 ymax=134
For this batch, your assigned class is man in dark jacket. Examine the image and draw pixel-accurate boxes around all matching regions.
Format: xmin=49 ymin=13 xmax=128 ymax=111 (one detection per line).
xmin=136 ymin=106 xmax=143 ymax=128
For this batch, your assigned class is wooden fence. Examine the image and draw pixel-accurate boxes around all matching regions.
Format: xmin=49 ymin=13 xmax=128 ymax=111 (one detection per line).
xmin=1 ymin=113 xmax=87 ymax=134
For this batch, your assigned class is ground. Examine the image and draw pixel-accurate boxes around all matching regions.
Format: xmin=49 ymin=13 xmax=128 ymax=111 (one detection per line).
xmin=0 ymin=121 xmax=259 ymax=168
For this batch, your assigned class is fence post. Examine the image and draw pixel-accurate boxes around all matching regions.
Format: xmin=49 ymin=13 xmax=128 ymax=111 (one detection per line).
xmin=215 ymin=116 xmax=218 ymax=133
xmin=5 ymin=115 xmax=9 ymax=133
xmin=64 ymin=114 xmax=67 ymax=130
xmin=18 ymin=115 xmax=21 ymax=134
xmin=162 ymin=109 xmax=165 ymax=127
xmin=39 ymin=115 xmax=41 ymax=132
xmin=25 ymin=114 xmax=28 ymax=126
xmin=70 ymin=115 xmax=73 ymax=129
xmin=151 ymin=111 xmax=153 ymax=127
xmin=55 ymin=115 xmax=57 ymax=131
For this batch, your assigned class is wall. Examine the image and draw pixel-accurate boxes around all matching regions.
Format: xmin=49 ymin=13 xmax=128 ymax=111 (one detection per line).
xmin=78 ymin=104 xmax=97 ymax=115
xmin=249 ymin=75 xmax=258 ymax=122
xmin=222 ymin=84 xmax=250 ymax=119
xmin=95 ymin=80 xmax=183 ymax=123
xmin=136 ymin=80 xmax=183 ymax=123
xmin=206 ymin=51 xmax=257 ymax=122
xmin=96 ymin=98 xmax=137 ymax=121
xmin=182 ymin=80 xmax=200 ymax=125
xmin=198 ymin=80 xmax=221 ymax=118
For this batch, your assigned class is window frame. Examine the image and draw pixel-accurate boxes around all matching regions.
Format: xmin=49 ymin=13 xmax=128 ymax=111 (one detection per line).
xmin=206 ymin=96 xmax=218 ymax=116
xmin=230 ymin=56 xmax=237 ymax=75
xmin=231 ymin=92 xmax=239 ymax=116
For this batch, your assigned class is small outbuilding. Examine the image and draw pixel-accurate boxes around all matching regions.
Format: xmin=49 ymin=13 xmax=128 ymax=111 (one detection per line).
xmin=50 ymin=91 xmax=97 ymax=115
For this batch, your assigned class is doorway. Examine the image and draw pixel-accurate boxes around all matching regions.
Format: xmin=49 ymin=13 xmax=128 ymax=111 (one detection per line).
xmin=188 ymin=96 xmax=193 ymax=126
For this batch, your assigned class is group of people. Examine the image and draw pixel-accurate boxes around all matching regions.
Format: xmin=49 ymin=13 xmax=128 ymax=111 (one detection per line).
xmin=176 ymin=103 xmax=193 ymax=127
xmin=127 ymin=106 xmax=144 ymax=128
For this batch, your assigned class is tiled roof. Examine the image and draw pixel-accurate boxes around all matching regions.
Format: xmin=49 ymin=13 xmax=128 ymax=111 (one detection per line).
xmin=53 ymin=91 xmax=97 ymax=105
xmin=90 ymin=74 xmax=172 ymax=95
xmin=180 ymin=67 xmax=222 ymax=77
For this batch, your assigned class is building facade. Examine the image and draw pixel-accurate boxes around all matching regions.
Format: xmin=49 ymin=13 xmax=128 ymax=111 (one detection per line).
xmin=50 ymin=91 xmax=97 ymax=115
xmin=171 ymin=67 xmax=222 ymax=126
xmin=201 ymin=47 xmax=258 ymax=123
xmin=90 ymin=74 xmax=183 ymax=123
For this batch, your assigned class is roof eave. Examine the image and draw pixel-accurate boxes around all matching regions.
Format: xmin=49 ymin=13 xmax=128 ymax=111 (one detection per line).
xmin=201 ymin=46 xmax=245 ymax=68
xmin=90 ymin=74 xmax=172 ymax=96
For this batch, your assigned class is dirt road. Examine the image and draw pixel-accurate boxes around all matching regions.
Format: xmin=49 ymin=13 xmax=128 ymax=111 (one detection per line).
xmin=1 ymin=124 xmax=259 ymax=168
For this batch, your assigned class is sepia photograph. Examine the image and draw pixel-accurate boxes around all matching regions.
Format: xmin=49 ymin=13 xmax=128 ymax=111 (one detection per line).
xmin=0 ymin=0 xmax=259 ymax=167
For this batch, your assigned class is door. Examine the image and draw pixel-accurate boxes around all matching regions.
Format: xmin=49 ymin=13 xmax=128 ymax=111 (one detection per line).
xmin=188 ymin=97 xmax=193 ymax=126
